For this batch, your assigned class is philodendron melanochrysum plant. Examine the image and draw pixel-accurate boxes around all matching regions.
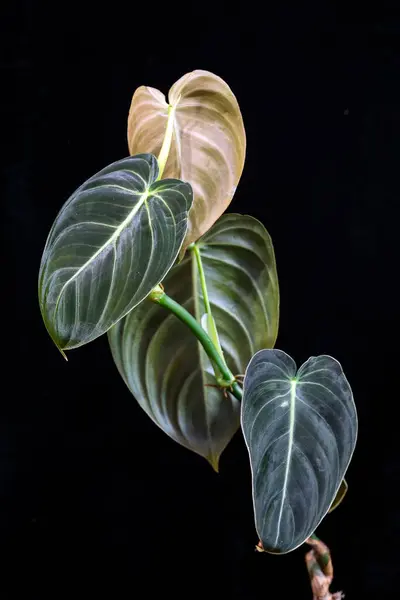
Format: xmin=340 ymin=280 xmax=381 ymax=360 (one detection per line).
xmin=39 ymin=70 xmax=357 ymax=558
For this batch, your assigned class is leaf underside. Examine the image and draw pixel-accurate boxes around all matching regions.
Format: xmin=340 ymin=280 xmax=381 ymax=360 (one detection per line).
xmin=241 ymin=349 xmax=357 ymax=554
xmin=127 ymin=70 xmax=246 ymax=252
xmin=39 ymin=153 xmax=193 ymax=351
xmin=108 ymin=214 xmax=279 ymax=470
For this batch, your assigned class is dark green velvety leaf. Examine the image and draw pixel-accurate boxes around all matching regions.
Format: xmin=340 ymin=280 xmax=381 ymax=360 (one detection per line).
xmin=108 ymin=214 xmax=279 ymax=470
xmin=241 ymin=350 xmax=357 ymax=554
xmin=39 ymin=154 xmax=192 ymax=353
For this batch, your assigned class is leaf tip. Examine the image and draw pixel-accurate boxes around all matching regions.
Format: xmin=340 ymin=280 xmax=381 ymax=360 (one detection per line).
xmin=58 ymin=346 xmax=68 ymax=361
xmin=49 ymin=329 xmax=69 ymax=361
xmin=207 ymin=454 xmax=220 ymax=473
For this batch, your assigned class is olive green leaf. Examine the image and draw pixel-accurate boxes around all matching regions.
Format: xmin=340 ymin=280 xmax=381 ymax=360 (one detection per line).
xmin=328 ymin=479 xmax=348 ymax=513
xmin=39 ymin=154 xmax=193 ymax=353
xmin=108 ymin=214 xmax=279 ymax=470
xmin=127 ymin=70 xmax=246 ymax=252
xmin=241 ymin=350 xmax=357 ymax=554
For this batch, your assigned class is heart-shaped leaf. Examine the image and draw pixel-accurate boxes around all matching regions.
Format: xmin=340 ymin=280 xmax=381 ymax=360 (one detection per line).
xmin=328 ymin=479 xmax=348 ymax=513
xmin=127 ymin=70 xmax=246 ymax=251
xmin=39 ymin=154 xmax=193 ymax=353
xmin=108 ymin=214 xmax=279 ymax=470
xmin=241 ymin=350 xmax=357 ymax=554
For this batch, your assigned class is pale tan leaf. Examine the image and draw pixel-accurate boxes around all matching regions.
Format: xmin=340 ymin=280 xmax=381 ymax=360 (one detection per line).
xmin=127 ymin=70 xmax=246 ymax=251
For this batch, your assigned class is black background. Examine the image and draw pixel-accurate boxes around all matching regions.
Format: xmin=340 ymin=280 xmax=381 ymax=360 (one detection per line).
xmin=2 ymin=2 xmax=398 ymax=598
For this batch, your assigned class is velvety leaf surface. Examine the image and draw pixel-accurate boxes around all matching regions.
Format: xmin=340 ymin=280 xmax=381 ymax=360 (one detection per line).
xmin=39 ymin=154 xmax=192 ymax=352
xmin=108 ymin=214 xmax=279 ymax=470
xmin=241 ymin=350 xmax=357 ymax=553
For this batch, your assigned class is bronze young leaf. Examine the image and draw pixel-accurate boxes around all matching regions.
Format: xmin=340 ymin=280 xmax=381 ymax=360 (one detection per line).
xmin=127 ymin=70 xmax=246 ymax=252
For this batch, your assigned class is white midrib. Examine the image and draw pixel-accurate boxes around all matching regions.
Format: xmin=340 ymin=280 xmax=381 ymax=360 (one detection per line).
xmin=157 ymin=97 xmax=180 ymax=180
xmin=274 ymin=379 xmax=297 ymax=546
xmin=54 ymin=189 xmax=150 ymax=315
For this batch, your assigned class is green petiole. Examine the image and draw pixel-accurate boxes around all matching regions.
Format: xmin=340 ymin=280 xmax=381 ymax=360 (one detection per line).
xmin=149 ymin=285 xmax=243 ymax=402
xmin=189 ymin=243 xmax=225 ymax=362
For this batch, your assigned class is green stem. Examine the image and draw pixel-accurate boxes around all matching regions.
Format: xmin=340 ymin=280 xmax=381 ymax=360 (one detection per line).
xmin=189 ymin=243 xmax=224 ymax=363
xmin=149 ymin=286 xmax=243 ymax=401
xmin=191 ymin=243 xmax=211 ymax=314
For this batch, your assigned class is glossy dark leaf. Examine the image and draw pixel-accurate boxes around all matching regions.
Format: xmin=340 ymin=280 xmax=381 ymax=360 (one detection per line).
xmin=241 ymin=350 xmax=357 ymax=553
xmin=39 ymin=154 xmax=192 ymax=353
xmin=108 ymin=214 xmax=279 ymax=470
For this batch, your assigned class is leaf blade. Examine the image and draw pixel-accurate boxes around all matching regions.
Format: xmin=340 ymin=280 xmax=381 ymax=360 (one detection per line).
xmin=328 ymin=479 xmax=348 ymax=513
xmin=39 ymin=154 xmax=193 ymax=351
xmin=127 ymin=70 xmax=246 ymax=250
xmin=108 ymin=214 xmax=279 ymax=469
xmin=241 ymin=350 xmax=357 ymax=554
